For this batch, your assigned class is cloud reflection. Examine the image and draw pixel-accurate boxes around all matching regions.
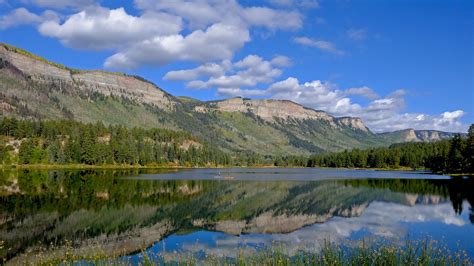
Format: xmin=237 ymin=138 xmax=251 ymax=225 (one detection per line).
xmin=144 ymin=201 xmax=469 ymax=259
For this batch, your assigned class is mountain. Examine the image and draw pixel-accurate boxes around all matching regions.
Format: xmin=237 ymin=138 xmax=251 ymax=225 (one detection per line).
xmin=378 ymin=128 xmax=462 ymax=143
xmin=0 ymin=43 xmax=461 ymax=156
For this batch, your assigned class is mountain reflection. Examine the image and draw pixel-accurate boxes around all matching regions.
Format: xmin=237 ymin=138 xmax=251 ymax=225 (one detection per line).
xmin=0 ymin=169 xmax=472 ymax=263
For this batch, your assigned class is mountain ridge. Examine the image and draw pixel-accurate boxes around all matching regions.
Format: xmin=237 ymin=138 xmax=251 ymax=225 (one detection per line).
xmin=0 ymin=43 xmax=462 ymax=155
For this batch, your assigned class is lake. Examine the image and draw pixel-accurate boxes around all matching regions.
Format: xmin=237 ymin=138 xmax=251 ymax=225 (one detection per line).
xmin=0 ymin=168 xmax=473 ymax=264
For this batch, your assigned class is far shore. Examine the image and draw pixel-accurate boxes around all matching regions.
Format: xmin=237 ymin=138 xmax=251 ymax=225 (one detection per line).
xmin=2 ymin=163 xmax=472 ymax=176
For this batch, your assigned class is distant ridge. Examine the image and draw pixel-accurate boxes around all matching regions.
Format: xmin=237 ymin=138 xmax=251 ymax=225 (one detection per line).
xmin=0 ymin=42 xmax=462 ymax=155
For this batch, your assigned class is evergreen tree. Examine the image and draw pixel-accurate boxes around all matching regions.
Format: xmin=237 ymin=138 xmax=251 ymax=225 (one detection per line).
xmin=447 ymin=135 xmax=465 ymax=172
xmin=18 ymin=139 xmax=36 ymax=164
xmin=464 ymin=124 xmax=474 ymax=172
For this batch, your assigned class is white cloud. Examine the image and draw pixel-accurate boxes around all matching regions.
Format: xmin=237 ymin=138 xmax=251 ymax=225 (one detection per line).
xmin=385 ymin=110 xmax=467 ymax=133
xmin=269 ymin=78 xmax=345 ymax=111
xmin=104 ymin=23 xmax=250 ymax=69
xmin=34 ymin=1 xmax=301 ymax=69
xmin=345 ymin=86 xmax=379 ymax=99
xmin=164 ymin=61 xmax=231 ymax=81
xmin=233 ymin=55 xmax=283 ymax=83
xmin=39 ymin=7 xmax=183 ymax=50
xmin=241 ymin=6 xmax=302 ymax=30
xmin=270 ymin=55 xmax=292 ymax=67
xmin=165 ymin=55 xmax=288 ymax=91
xmin=206 ymin=75 xmax=256 ymax=88
xmin=441 ymin=110 xmax=464 ymax=120
xmin=0 ymin=7 xmax=52 ymax=29
xmin=4 ymin=0 xmax=302 ymax=70
xmin=294 ymin=36 xmax=344 ymax=55
xmin=134 ymin=0 xmax=302 ymax=31
xmin=366 ymin=111 xmax=468 ymax=133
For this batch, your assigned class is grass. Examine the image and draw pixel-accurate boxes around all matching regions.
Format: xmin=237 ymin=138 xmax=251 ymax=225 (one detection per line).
xmin=10 ymin=239 xmax=472 ymax=265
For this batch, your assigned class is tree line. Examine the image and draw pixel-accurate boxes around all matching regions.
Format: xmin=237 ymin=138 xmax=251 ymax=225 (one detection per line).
xmin=307 ymin=124 xmax=474 ymax=174
xmin=0 ymin=118 xmax=233 ymax=166
xmin=0 ymin=117 xmax=472 ymax=172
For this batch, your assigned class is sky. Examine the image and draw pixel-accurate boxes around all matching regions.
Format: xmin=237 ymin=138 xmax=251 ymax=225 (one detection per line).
xmin=0 ymin=0 xmax=472 ymax=132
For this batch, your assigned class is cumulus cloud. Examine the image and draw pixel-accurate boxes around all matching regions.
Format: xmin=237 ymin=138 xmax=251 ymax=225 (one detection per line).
xmin=270 ymin=55 xmax=292 ymax=67
xmin=345 ymin=86 xmax=379 ymax=99
xmin=0 ymin=7 xmax=56 ymax=29
xmin=39 ymin=7 xmax=183 ymax=50
xmin=164 ymin=61 xmax=231 ymax=81
xmin=368 ymin=110 xmax=468 ymax=133
xmin=33 ymin=0 xmax=302 ymax=69
xmin=165 ymin=55 xmax=288 ymax=91
xmin=104 ymin=23 xmax=249 ymax=69
xmin=294 ymin=36 xmax=344 ymax=55
xmin=134 ymin=0 xmax=302 ymax=30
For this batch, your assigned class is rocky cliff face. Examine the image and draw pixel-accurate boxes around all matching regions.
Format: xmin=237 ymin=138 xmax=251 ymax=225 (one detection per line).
xmin=335 ymin=117 xmax=370 ymax=132
xmin=200 ymin=97 xmax=334 ymax=122
xmin=0 ymin=44 xmax=176 ymax=110
xmin=404 ymin=129 xmax=419 ymax=142
xmin=415 ymin=130 xmax=458 ymax=142
xmin=379 ymin=128 xmax=460 ymax=143
xmin=196 ymin=97 xmax=371 ymax=132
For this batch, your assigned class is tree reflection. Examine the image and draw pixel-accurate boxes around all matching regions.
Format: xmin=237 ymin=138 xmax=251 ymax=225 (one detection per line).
xmin=447 ymin=176 xmax=474 ymax=221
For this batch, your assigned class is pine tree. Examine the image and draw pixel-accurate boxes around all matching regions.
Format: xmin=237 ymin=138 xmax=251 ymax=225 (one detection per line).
xmin=18 ymin=139 xmax=35 ymax=164
xmin=447 ymin=134 xmax=465 ymax=172
xmin=465 ymin=124 xmax=474 ymax=172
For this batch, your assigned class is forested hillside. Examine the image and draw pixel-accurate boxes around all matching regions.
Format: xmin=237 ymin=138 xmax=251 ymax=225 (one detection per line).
xmin=308 ymin=124 xmax=474 ymax=174
xmin=0 ymin=118 xmax=232 ymax=167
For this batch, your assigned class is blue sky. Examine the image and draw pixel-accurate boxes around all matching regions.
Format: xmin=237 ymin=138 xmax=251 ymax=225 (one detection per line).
xmin=0 ymin=0 xmax=472 ymax=132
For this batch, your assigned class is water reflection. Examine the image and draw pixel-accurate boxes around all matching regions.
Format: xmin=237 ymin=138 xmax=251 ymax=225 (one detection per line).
xmin=128 ymin=201 xmax=472 ymax=262
xmin=0 ymin=169 xmax=472 ymax=263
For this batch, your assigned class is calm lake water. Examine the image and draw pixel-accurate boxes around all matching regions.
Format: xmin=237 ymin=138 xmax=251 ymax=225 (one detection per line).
xmin=0 ymin=168 xmax=472 ymax=264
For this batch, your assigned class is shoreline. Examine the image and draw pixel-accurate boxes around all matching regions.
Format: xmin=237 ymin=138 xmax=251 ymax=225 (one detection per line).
xmin=1 ymin=164 xmax=471 ymax=175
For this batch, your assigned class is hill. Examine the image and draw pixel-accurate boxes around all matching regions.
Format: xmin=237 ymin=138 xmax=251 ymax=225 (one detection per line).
xmin=0 ymin=43 xmax=462 ymax=156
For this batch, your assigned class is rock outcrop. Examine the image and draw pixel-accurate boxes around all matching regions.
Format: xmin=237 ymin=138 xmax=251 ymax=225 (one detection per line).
xmin=335 ymin=117 xmax=370 ymax=132
xmin=415 ymin=130 xmax=457 ymax=142
xmin=0 ymin=44 xmax=176 ymax=110
xmin=196 ymin=97 xmax=372 ymax=132
xmin=404 ymin=129 xmax=419 ymax=142
xmin=199 ymin=98 xmax=334 ymax=122
xmin=379 ymin=128 xmax=461 ymax=143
